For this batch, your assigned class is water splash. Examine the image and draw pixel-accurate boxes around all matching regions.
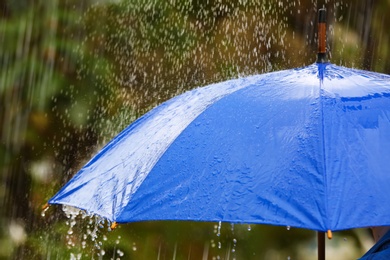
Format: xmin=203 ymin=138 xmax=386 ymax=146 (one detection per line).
xmin=232 ymin=238 xmax=237 ymax=253
xmin=63 ymin=205 xmax=81 ymax=248
xmin=247 ymin=224 xmax=252 ymax=231
xmin=61 ymin=205 xmax=125 ymax=259
xmin=216 ymin=221 xmax=222 ymax=237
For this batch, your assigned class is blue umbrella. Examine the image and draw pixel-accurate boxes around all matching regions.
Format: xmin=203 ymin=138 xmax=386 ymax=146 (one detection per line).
xmin=49 ymin=61 xmax=390 ymax=227
xmin=48 ymin=9 xmax=390 ymax=260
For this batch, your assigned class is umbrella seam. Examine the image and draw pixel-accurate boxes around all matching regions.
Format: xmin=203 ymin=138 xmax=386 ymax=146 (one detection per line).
xmin=318 ymin=64 xmax=329 ymax=231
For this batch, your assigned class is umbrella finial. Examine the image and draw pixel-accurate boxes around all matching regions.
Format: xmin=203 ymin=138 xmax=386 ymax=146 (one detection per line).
xmin=42 ymin=203 xmax=49 ymax=210
xmin=327 ymin=230 xmax=333 ymax=239
xmin=317 ymin=8 xmax=327 ymax=63
xmin=110 ymin=221 xmax=118 ymax=230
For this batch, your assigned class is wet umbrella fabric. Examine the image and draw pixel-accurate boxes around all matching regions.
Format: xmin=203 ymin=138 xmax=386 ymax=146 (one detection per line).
xmin=49 ymin=62 xmax=390 ymax=233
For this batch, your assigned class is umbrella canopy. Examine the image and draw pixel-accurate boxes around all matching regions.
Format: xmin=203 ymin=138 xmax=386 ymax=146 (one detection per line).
xmin=49 ymin=62 xmax=390 ymax=233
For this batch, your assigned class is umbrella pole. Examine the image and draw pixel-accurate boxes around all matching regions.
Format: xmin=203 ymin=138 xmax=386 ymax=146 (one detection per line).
xmin=317 ymin=231 xmax=325 ymax=260
xmin=317 ymin=7 xmax=327 ymax=260
xmin=317 ymin=8 xmax=327 ymax=63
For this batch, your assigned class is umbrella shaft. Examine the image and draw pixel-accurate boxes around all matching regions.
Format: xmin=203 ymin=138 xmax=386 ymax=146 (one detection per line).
xmin=317 ymin=8 xmax=327 ymax=63
xmin=318 ymin=23 xmax=326 ymax=54
xmin=318 ymin=232 xmax=325 ymax=260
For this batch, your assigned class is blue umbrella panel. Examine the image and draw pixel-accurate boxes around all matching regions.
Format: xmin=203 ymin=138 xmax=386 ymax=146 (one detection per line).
xmin=49 ymin=63 xmax=390 ymax=233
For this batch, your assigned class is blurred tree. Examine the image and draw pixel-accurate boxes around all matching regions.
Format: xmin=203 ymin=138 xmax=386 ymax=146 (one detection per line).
xmin=329 ymin=0 xmax=390 ymax=73
xmin=0 ymin=0 xmax=125 ymax=258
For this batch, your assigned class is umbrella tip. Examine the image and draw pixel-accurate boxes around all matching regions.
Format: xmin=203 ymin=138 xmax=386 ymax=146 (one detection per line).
xmin=110 ymin=221 xmax=118 ymax=230
xmin=42 ymin=203 xmax=49 ymax=210
xmin=327 ymin=230 xmax=333 ymax=239
xmin=317 ymin=8 xmax=327 ymax=63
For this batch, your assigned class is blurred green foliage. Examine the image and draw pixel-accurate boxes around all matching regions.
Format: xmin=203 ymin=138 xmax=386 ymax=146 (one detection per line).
xmin=0 ymin=0 xmax=389 ymax=259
